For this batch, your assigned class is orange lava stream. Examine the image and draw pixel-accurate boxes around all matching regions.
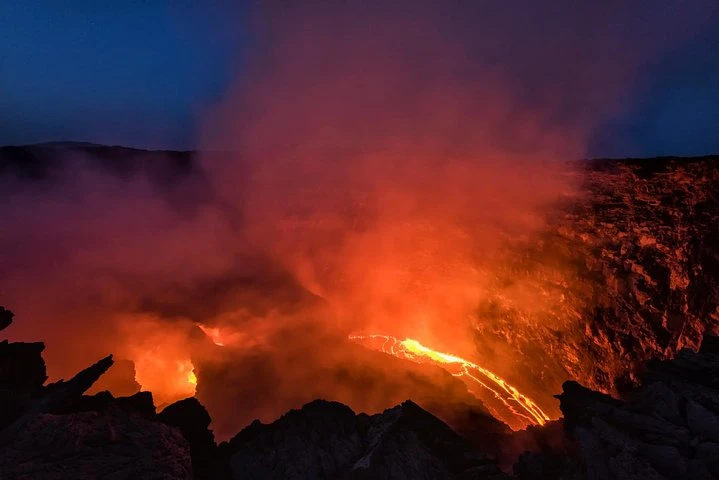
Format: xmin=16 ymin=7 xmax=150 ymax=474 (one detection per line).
xmin=187 ymin=367 xmax=198 ymax=386
xmin=198 ymin=324 xmax=225 ymax=346
xmin=349 ymin=334 xmax=550 ymax=428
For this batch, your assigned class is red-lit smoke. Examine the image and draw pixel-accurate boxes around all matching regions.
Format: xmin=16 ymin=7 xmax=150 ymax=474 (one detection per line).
xmin=1 ymin=0 xmax=717 ymax=433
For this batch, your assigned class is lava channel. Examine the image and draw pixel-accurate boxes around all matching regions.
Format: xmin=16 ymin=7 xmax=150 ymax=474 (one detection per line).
xmin=349 ymin=334 xmax=550 ymax=430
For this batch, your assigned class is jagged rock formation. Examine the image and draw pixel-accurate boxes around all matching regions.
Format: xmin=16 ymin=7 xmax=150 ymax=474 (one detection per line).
xmin=0 ymin=341 xmax=47 ymax=431
xmin=87 ymin=358 xmax=141 ymax=397
xmin=0 ymin=306 xmax=13 ymax=331
xmin=0 ymin=401 xmax=192 ymax=480
xmin=0 ymin=308 xmax=48 ymax=431
xmin=510 ymin=421 xmax=575 ymax=479
xmin=0 ymin=307 xmax=195 ymax=479
xmin=5 ymin=302 xmax=719 ymax=479
xmin=224 ymin=399 xmax=508 ymax=480
xmin=566 ymin=157 xmax=719 ymax=393
xmin=196 ymin=332 xmax=511 ymax=452
xmin=0 ymin=363 xmax=194 ymax=479
xmin=158 ymin=397 xmax=222 ymax=480
xmin=0 ymin=305 xmax=511 ymax=479
xmin=472 ymin=155 xmax=719 ymax=407
xmin=542 ymin=335 xmax=719 ymax=479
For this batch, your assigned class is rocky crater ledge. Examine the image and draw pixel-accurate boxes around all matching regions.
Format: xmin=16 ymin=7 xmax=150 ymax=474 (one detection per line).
xmin=2 ymin=304 xmax=719 ymax=479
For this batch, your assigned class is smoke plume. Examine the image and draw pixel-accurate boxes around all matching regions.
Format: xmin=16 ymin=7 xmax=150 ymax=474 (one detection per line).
xmin=1 ymin=0 xmax=717 ymax=432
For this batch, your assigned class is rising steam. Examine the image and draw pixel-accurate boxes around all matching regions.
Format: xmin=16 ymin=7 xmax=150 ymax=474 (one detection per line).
xmin=1 ymin=0 xmax=716 ymax=432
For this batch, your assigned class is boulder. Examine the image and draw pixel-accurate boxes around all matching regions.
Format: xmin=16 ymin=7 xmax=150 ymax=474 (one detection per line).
xmin=555 ymin=336 xmax=719 ymax=479
xmin=159 ymin=397 xmax=221 ymax=479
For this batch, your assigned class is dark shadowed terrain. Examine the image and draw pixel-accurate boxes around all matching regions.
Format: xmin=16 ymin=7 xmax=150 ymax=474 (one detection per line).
xmin=2 ymin=304 xmax=719 ymax=479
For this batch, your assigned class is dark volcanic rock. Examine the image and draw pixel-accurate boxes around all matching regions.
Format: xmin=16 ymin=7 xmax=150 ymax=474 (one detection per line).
xmin=196 ymin=332 xmax=511 ymax=448
xmin=569 ymin=157 xmax=719 ymax=393
xmin=0 ymin=309 xmax=196 ymax=479
xmin=0 ymin=406 xmax=192 ymax=480
xmin=0 ymin=333 xmax=47 ymax=431
xmin=471 ymin=155 xmax=719 ymax=406
xmin=555 ymin=335 xmax=719 ymax=479
xmin=0 ymin=355 xmax=194 ymax=479
xmin=0 ymin=308 xmax=46 ymax=394
xmin=51 ymin=390 xmax=156 ymax=418
xmin=224 ymin=399 xmax=508 ymax=480
xmin=0 ymin=354 xmax=113 ymax=447
xmin=511 ymin=420 xmax=578 ymax=479
xmin=158 ymin=397 xmax=221 ymax=480
xmin=0 ymin=340 xmax=47 ymax=392
xmin=0 ymin=306 xmax=13 ymax=331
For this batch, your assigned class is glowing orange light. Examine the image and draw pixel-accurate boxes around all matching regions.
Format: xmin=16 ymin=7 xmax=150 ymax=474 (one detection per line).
xmin=198 ymin=324 xmax=225 ymax=346
xmin=187 ymin=368 xmax=198 ymax=386
xmin=133 ymin=354 xmax=197 ymax=404
xmin=350 ymin=334 xmax=550 ymax=429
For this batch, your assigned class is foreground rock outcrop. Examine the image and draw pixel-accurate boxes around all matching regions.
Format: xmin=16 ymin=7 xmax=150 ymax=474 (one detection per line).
xmin=215 ymin=333 xmax=719 ymax=479
xmin=0 ymin=306 xmax=511 ymax=479
xmin=0 ymin=309 xmax=195 ymax=479
xmin=554 ymin=336 xmax=719 ymax=479
xmin=223 ymin=399 xmax=507 ymax=480
xmin=195 ymin=330 xmax=512 ymax=450
xmin=4 ymin=303 xmax=719 ymax=479
xmin=158 ymin=397 xmax=222 ymax=479
xmin=0 ymin=402 xmax=192 ymax=480
xmin=513 ymin=334 xmax=719 ymax=479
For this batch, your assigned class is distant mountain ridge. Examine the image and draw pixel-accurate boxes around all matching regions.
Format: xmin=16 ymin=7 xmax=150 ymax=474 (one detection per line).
xmin=0 ymin=142 xmax=195 ymax=182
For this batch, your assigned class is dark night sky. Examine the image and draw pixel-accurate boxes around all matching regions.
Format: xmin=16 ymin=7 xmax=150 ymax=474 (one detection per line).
xmin=1 ymin=1 xmax=718 ymax=157
xmin=0 ymin=0 xmax=245 ymax=149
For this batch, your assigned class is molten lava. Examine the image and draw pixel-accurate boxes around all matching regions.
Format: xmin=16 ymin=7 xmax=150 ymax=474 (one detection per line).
xmin=198 ymin=324 xmax=225 ymax=346
xmin=133 ymin=353 xmax=197 ymax=405
xmin=187 ymin=367 xmax=198 ymax=386
xmin=350 ymin=334 xmax=550 ymax=430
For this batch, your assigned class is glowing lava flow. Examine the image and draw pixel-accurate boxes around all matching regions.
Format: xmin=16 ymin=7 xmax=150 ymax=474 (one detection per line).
xmin=132 ymin=355 xmax=197 ymax=405
xmin=349 ymin=334 xmax=550 ymax=430
xmin=198 ymin=324 xmax=225 ymax=346
xmin=187 ymin=367 xmax=198 ymax=386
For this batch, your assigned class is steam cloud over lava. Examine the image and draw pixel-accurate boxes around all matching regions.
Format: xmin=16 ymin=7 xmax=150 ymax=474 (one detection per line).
xmin=1 ymin=1 xmax=716 ymax=434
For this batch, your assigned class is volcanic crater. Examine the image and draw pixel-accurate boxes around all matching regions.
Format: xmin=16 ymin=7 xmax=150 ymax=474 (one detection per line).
xmin=1 ymin=145 xmax=718 ymax=478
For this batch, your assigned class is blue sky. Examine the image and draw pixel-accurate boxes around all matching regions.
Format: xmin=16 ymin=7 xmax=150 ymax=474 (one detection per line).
xmin=588 ymin=24 xmax=719 ymax=158
xmin=1 ymin=1 xmax=717 ymax=157
xmin=0 ymin=0 xmax=245 ymax=149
